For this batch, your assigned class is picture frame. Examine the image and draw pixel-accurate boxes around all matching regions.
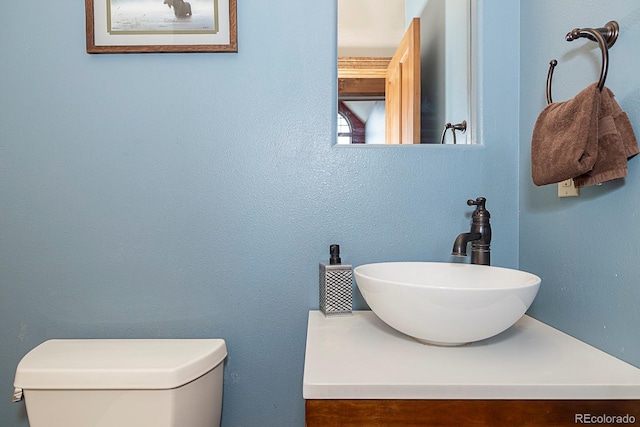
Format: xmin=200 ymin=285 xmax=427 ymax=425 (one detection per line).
xmin=85 ymin=0 xmax=237 ymax=53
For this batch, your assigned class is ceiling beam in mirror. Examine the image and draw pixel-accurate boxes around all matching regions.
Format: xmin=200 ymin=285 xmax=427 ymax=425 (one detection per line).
xmin=337 ymin=0 xmax=472 ymax=145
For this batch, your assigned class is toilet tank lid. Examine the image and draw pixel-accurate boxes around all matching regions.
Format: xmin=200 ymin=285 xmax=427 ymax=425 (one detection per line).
xmin=14 ymin=339 xmax=227 ymax=390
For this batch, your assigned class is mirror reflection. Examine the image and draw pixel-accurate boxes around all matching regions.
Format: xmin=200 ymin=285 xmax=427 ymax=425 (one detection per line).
xmin=337 ymin=0 xmax=471 ymax=144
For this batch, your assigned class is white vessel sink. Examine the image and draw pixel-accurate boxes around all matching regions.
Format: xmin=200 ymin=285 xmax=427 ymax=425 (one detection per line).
xmin=354 ymin=262 xmax=541 ymax=346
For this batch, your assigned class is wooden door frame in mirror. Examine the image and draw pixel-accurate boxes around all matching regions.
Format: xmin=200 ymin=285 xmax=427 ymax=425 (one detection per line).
xmin=338 ymin=57 xmax=390 ymax=98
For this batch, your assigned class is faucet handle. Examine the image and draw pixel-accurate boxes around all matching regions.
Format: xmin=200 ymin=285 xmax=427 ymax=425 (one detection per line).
xmin=467 ymin=197 xmax=489 ymax=219
xmin=467 ymin=197 xmax=486 ymax=209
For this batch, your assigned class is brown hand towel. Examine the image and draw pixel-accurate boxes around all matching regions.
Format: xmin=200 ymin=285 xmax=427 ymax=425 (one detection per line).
xmin=531 ymin=83 xmax=600 ymax=186
xmin=573 ymin=87 xmax=640 ymax=187
xmin=606 ymin=87 xmax=639 ymax=159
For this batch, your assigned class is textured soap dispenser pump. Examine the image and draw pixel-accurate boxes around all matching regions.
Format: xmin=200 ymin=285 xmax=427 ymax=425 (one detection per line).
xmin=319 ymin=244 xmax=353 ymax=317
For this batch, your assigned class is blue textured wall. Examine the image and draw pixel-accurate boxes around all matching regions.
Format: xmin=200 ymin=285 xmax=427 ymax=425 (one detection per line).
xmin=520 ymin=1 xmax=640 ymax=367
xmin=0 ymin=1 xmax=519 ymax=425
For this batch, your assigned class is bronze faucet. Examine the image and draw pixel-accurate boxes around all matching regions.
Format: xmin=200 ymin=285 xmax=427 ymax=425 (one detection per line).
xmin=452 ymin=197 xmax=491 ymax=265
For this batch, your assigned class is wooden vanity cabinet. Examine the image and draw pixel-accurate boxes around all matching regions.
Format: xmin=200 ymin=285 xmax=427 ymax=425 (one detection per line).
xmin=305 ymin=399 xmax=640 ymax=426
xmin=304 ymin=312 xmax=640 ymax=427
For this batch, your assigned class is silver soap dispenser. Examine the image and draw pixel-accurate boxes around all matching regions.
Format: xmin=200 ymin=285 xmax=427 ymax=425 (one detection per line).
xmin=319 ymin=244 xmax=353 ymax=317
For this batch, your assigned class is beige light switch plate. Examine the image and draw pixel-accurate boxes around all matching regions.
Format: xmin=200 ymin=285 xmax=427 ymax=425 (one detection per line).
xmin=558 ymin=179 xmax=580 ymax=197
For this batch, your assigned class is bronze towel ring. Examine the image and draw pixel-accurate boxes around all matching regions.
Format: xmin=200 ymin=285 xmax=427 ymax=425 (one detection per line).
xmin=546 ymin=21 xmax=619 ymax=104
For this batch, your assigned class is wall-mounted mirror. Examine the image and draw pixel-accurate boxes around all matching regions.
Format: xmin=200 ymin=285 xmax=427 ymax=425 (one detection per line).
xmin=337 ymin=0 xmax=473 ymax=145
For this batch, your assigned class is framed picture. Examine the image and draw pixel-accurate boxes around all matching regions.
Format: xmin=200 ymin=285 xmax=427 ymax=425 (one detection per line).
xmin=85 ymin=0 xmax=237 ymax=53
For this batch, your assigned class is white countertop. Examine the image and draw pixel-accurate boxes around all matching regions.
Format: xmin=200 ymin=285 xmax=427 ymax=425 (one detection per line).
xmin=303 ymin=311 xmax=640 ymax=400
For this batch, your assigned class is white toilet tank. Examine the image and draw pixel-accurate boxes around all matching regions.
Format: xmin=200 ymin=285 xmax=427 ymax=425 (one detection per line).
xmin=13 ymin=339 xmax=227 ymax=427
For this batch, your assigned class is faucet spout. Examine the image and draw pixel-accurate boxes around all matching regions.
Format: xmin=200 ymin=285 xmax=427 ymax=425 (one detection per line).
xmin=452 ymin=232 xmax=482 ymax=257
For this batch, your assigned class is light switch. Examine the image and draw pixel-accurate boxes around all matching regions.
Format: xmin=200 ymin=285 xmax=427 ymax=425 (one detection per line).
xmin=558 ymin=179 xmax=579 ymax=197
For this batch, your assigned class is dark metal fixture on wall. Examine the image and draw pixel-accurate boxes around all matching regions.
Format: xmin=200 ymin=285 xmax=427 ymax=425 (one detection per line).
xmin=546 ymin=21 xmax=619 ymax=104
